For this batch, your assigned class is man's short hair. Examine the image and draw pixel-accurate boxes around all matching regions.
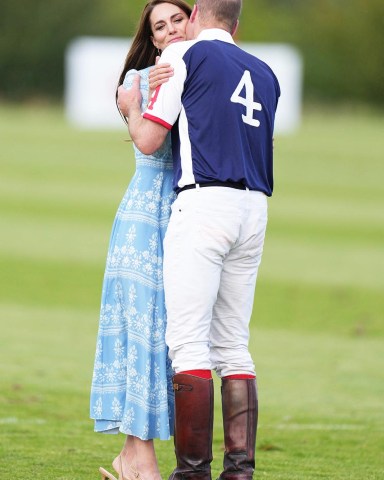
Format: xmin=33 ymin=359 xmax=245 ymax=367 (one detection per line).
xmin=196 ymin=0 xmax=242 ymax=31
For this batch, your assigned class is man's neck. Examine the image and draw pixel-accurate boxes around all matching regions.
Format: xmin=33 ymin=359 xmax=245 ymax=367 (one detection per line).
xmin=194 ymin=24 xmax=231 ymax=38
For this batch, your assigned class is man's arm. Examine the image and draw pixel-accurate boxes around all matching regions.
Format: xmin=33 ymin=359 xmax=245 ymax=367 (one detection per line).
xmin=117 ymin=75 xmax=169 ymax=155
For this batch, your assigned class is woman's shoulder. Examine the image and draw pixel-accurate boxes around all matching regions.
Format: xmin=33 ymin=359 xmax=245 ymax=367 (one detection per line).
xmin=123 ymin=66 xmax=153 ymax=87
xmin=122 ymin=66 xmax=154 ymax=111
xmin=137 ymin=66 xmax=152 ymax=77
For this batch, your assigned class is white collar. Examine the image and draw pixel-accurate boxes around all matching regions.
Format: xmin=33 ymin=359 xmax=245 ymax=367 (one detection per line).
xmin=196 ymin=28 xmax=236 ymax=45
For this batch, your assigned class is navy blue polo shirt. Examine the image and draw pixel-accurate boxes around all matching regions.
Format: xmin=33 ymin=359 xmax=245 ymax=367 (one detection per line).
xmin=143 ymin=29 xmax=280 ymax=196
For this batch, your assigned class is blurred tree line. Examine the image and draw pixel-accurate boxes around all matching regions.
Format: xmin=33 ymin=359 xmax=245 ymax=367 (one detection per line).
xmin=1 ymin=0 xmax=383 ymax=106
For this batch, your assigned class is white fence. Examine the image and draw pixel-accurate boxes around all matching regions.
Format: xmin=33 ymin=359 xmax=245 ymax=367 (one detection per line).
xmin=65 ymin=36 xmax=302 ymax=134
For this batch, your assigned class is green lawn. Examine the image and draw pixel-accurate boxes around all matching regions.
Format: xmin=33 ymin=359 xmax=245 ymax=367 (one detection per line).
xmin=0 ymin=103 xmax=383 ymax=479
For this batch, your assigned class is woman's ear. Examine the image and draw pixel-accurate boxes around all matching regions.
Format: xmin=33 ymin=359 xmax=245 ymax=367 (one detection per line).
xmin=151 ymin=36 xmax=159 ymax=50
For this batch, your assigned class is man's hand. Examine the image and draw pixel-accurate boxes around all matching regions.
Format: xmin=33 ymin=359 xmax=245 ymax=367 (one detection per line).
xmin=117 ymin=74 xmax=142 ymax=119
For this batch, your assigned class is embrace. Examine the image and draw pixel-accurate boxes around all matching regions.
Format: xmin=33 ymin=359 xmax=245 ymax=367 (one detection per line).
xmin=90 ymin=1 xmax=280 ymax=479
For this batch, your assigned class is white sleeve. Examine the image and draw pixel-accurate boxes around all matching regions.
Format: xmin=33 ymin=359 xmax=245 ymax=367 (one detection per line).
xmin=143 ymin=46 xmax=187 ymax=130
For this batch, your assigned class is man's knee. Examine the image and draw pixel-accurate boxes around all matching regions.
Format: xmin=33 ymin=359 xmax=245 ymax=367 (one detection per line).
xmin=211 ymin=347 xmax=255 ymax=378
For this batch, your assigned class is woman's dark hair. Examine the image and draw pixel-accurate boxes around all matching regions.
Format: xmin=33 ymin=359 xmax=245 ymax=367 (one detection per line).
xmin=117 ymin=0 xmax=192 ymax=90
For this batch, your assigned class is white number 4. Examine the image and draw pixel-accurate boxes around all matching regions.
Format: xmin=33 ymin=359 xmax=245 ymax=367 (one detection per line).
xmin=230 ymin=70 xmax=262 ymax=127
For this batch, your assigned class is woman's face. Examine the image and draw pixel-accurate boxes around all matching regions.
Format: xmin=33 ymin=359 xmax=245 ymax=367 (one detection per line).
xmin=150 ymin=3 xmax=189 ymax=52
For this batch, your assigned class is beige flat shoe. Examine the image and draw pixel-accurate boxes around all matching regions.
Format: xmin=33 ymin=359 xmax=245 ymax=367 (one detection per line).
xmin=99 ymin=466 xmax=118 ymax=480
xmin=106 ymin=455 xmax=142 ymax=480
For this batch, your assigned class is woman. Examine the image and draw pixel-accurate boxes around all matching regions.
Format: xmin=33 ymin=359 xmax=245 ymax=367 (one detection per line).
xmin=90 ymin=2 xmax=192 ymax=480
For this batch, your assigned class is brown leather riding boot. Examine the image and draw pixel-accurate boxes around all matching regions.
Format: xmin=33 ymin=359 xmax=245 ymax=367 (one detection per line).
xmin=168 ymin=374 xmax=214 ymax=480
xmin=218 ymin=378 xmax=258 ymax=480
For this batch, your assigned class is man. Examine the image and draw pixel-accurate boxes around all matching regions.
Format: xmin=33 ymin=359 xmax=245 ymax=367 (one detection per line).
xmin=118 ymin=1 xmax=280 ymax=478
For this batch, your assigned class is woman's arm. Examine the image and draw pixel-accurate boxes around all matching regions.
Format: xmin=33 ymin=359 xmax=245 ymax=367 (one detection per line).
xmin=117 ymin=75 xmax=169 ymax=155
xmin=148 ymin=60 xmax=174 ymax=93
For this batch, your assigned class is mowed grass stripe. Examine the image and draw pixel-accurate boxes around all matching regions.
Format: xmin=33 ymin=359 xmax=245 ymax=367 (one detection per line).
xmin=1 ymin=252 xmax=382 ymax=338
xmin=261 ymin=236 xmax=384 ymax=290
xmin=0 ymin=215 xmax=111 ymax=264
xmin=0 ymin=256 xmax=104 ymax=309
xmin=2 ymin=213 xmax=383 ymax=286
xmin=253 ymin=280 xmax=384 ymax=337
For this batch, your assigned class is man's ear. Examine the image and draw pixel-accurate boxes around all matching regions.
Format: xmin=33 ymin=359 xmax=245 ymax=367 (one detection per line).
xmin=231 ymin=19 xmax=239 ymax=36
xmin=190 ymin=4 xmax=198 ymax=23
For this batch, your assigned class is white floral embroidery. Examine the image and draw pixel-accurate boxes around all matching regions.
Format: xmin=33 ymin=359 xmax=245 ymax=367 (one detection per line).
xmin=93 ymin=397 xmax=103 ymax=417
xmin=122 ymin=407 xmax=135 ymax=429
xmin=112 ymin=397 xmax=123 ymax=418
xmin=114 ymin=339 xmax=124 ymax=358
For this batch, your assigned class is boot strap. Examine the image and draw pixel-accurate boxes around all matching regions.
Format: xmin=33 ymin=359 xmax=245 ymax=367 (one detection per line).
xmin=173 ymin=382 xmax=193 ymax=391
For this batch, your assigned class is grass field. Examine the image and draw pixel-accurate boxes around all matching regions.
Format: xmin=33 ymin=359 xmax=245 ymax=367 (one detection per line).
xmin=0 ymin=103 xmax=383 ymax=479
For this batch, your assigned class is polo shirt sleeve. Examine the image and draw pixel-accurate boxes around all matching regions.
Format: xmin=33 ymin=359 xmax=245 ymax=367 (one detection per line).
xmin=143 ymin=46 xmax=187 ymax=130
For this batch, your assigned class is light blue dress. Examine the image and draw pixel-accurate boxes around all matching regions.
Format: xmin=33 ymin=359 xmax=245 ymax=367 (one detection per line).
xmin=90 ymin=68 xmax=176 ymax=440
